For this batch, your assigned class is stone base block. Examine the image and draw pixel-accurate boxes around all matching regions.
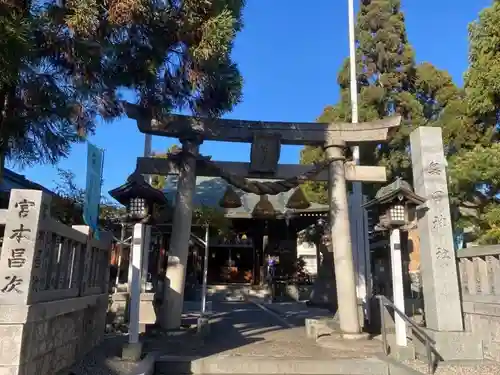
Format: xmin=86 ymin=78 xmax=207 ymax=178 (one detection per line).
xmin=305 ymin=318 xmax=336 ymax=340
xmin=412 ymin=328 xmax=483 ymax=361
xmin=342 ymin=332 xmax=370 ymax=340
xmin=122 ymin=342 xmax=143 ymax=361
xmin=139 ymin=293 xmax=157 ymax=328
xmin=390 ymin=344 xmax=415 ymax=361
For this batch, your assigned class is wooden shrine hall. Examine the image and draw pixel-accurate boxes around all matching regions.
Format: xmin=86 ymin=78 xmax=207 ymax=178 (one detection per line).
xmin=161 ymin=175 xmax=330 ymax=286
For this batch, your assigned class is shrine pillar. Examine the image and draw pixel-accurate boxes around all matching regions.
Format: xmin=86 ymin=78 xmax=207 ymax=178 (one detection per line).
xmin=325 ymin=140 xmax=361 ymax=336
xmin=161 ymin=137 xmax=201 ymax=329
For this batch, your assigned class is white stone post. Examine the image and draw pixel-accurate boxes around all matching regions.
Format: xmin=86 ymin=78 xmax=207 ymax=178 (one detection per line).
xmin=129 ymin=223 xmax=144 ymax=346
xmin=127 ymin=244 xmax=133 ymax=293
xmin=325 ymin=141 xmax=361 ymax=336
xmin=390 ymin=228 xmax=407 ymax=347
xmin=201 ymin=225 xmax=209 ymax=315
xmin=162 ymin=138 xmax=200 ymax=329
xmin=141 ymin=225 xmax=151 ymax=292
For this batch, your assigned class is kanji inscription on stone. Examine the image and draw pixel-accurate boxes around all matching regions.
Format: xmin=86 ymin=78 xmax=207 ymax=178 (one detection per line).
xmin=8 ymin=248 xmax=27 ymax=268
xmin=9 ymin=224 xmax=31 ymax=243
xmin=432 ymin=214 xmax=447 ymax=231
xmin=426 ymin=161 xmax=442 ymax=175
xmin=250 ymin=134 xmax=281 ymax=174
xmin=15 ymin=199 xmax=35 ymax=218
xmin=1 ymin=275 xmax=23 ymax=293
xmin=431 ymin=190 xmax=445 ymax=203
xmin=436 ymin=247 xmax=451 ymax=260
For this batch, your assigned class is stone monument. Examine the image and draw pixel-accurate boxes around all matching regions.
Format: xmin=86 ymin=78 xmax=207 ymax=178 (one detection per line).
xmin=410 ymin=126 xmax=463 ymax=332
xmin=410 ymin=127 xmax=483 ymax=360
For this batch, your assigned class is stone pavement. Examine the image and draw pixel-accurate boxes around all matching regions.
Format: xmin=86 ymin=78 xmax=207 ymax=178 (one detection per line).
xmin=61 ymin=298 xmax=500 ymax=375
xmin=147 ymin=300 xmax=383 ymax=359
xmin=62 ymin=300 xmax=388 ymax=375
xmin=246 ymin=298 xmax=334 ymax=327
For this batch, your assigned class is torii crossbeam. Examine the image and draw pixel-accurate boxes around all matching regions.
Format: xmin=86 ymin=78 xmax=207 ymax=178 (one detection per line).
xmin=123 ymin=102 xmax=401 ymax=336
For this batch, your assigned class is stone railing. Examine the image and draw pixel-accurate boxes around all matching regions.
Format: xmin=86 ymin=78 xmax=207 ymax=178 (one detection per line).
xmin=457 ymin=245 xmax=500 ymax=361
xmin=0 ymin=189 xmax=112 ymax=375
xmin=457 ymin=245 xmax=500 ymax=299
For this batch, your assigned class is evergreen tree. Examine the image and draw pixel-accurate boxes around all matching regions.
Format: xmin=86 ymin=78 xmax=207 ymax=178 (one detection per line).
xmin=301 ymin=0 xmax=473 ymax=203
xmin=448 ymin=0 xmax=500 ymax=244
xmin=465 ymin=0 xmax=500 ymax=126
xmin=0 ymin=0 xmax=244 ymax=175
xmin=151 ymin=144 xmax=181 ymax=191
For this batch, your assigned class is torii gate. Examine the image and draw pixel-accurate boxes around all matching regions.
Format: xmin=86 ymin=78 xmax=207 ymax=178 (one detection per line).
xmin=124 ymin=103 xmax=400 ymax=337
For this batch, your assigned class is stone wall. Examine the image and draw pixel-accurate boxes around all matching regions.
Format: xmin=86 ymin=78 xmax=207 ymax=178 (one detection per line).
xmin=0 ymin=293 xmax=108 ymax=374
xmin=0 ymin=189 xmax=112 ymax=375
xmin=457 ymin=245 xmax=500 ymax=361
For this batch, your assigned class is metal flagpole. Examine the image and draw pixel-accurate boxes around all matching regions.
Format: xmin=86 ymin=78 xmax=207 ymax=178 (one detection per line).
xmin=347 ymin=0 xmax=370 ymax=321
xmin=201 ymin=225 xmax=210 ymax=315
xmin=144 ymin=134 xmax=153 ymax=185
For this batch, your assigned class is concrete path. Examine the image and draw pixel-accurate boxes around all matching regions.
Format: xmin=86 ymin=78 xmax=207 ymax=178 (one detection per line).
xmin=63 ymin=300 xmax=388 ymax=375
xmin=247 ymin=298 xmax=334 ymax=327
xmin=152 ymin=300 xmax=390 ymax=374
xmin=186 ymin=300 xmax=382 ymax=359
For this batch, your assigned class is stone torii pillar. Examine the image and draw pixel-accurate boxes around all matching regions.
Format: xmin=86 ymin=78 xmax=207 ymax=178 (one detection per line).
xmin=161 ymin=137 xmax=201 ymax=329
xmin=325 ymin=140 xmax=361 ymax=336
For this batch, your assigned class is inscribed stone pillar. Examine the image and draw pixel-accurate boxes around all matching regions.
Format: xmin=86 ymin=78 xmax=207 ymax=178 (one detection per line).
xmin=0 ymin=189 xmax=50 ymax=305
xmin=410 ymin=127 xmax=463 ymax=331
xmin=325 ymin=141 xmax=361 ymax=336
xmin=162 ymin=138 xmax=200 ymax=329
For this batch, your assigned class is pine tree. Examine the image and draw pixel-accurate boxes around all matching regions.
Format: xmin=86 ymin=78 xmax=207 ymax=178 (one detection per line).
xmin=301 ymin=0 xmax=473 ymax=203
xmin=0 ymin=0 xmax=244 ymax=175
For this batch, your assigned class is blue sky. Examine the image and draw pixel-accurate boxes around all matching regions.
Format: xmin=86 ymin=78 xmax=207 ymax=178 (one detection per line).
xmin=8 ymin=0 xmax=492 ymax=197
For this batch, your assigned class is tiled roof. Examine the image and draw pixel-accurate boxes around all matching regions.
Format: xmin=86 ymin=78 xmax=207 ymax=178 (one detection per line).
xmin=163 ymin=176 xmax=328 ymax=218
xmin=0 ymin=169 xmax=56 ymax=195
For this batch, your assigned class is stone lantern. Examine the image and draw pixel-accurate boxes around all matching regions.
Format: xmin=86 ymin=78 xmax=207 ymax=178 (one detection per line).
xmin=363 ymin=177 xmax=426 ymax=349
xmin=108 ymin=170 xmax=169 ymax=223
xmin=363 ymin=177 xmax=426 ymax=232
xmin=108 ymin=170 xmax=169 ymax=361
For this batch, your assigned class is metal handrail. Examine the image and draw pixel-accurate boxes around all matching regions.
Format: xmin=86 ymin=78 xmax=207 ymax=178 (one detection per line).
xmin=376 ymin=295 xmax=435 ymax=375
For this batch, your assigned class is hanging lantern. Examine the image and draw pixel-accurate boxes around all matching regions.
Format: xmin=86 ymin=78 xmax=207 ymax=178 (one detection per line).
xmin=285 ymin=187 xmax=311 ymax=210
xmin=219 ymin=186 xmax=242 ymax=209
xmin=252 ymin=195 xmax=275 ymax=218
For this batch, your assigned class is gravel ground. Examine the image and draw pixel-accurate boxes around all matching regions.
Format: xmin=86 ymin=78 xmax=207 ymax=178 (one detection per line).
xmin=403 ymin=359 xmax=500 ymax=375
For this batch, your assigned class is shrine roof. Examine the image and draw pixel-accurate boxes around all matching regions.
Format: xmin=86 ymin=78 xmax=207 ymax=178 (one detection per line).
xmin=163 ymin=176 xmax=328 ymax=218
